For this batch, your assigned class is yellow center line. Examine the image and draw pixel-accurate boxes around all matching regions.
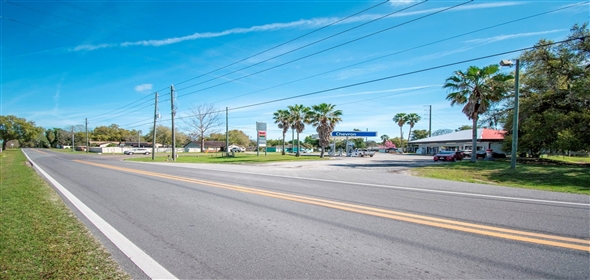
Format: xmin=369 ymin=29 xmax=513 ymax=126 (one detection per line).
xmin=74 ymin=160 xmax=590 ymax=252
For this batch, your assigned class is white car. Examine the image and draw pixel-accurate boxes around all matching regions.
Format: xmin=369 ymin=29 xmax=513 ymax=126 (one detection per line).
xmin=124 ymin=148 xmax=150 ymax=155
xmin=230 ymin=146 xmax=245 ymax=152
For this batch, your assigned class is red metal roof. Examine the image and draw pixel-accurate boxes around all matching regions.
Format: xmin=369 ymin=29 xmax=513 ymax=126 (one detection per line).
xmin=481 ymin=129 xmax=506 ymax=140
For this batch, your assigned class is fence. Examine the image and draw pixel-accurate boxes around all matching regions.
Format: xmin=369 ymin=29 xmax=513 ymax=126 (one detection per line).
xmin=89 ymin=147 xmax=200 ymax=154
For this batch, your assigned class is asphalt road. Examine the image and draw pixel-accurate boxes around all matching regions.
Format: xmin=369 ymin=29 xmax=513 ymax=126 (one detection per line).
xmin=24 ymin=149 xmax=590 ymax=279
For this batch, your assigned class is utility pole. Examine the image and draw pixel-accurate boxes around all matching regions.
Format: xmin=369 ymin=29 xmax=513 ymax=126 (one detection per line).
xmin=225 ymin=107 xmax=229 ymax=156
xmin=85 ymin=118 xmax=88 ymax=153
xmin=428 ymin=105 xmax=432 ymax=137
xmin=71 ymin=126 xmax=74 ymax=152
xmin=171 ymin=85 xmax=176 ymax=161
xmin=510 ymin=59 xmax=520 ymax=169
xmin=152 ymin=92 xmax=158 ymax=160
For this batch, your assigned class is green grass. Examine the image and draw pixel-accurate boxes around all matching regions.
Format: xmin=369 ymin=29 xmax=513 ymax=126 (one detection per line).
xmin=0 ymin=150 xmax=130 ymax=279
xmin=540 ymin=154 xmax=590 ymax=164
xmin=126 ymin=152 xmax=329 ymax=163
xmin=412 ymin=159 xmax=590 ymax=194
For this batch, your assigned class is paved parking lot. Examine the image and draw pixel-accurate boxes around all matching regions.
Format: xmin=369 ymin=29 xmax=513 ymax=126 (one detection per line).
xmin=261 ymin=152 xmax=437 ymax=171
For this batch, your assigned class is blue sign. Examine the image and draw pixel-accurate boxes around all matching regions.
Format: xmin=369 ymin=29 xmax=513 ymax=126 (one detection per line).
xmin=331 ymin=131 xmax=377 ymax=137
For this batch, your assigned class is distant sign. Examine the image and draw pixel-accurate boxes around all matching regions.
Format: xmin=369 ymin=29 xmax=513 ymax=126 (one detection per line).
xmin=331 ymin=131 xmax=377 ymax=137
xmin=256 ymin=122 xmax=267 ymax=131
xmin=257 ymin=127 xmax=267 ymax=147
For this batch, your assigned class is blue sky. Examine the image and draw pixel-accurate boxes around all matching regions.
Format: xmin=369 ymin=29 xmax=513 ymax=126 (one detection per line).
xmin=2 ymin=0 xmax=588 ymax=143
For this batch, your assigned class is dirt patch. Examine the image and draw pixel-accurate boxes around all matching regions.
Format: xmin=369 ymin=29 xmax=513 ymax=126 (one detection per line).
xmin=388 ymin=168 xmax=412 ymax=175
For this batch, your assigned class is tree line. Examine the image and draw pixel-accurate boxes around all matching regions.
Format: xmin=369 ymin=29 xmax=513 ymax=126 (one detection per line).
xmin=442 ymin=23 xmax=589 ymax=159
xmin=273 ymin=103 xmax=342 ymax=158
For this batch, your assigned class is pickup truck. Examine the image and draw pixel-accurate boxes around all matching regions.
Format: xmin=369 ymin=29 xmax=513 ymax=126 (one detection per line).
xmin=352 ymin=148 xmax=375 ymax=157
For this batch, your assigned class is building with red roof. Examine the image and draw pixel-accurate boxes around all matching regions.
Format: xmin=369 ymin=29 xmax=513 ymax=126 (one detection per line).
xmin=408 ymin=128 xmax=506 ymax=155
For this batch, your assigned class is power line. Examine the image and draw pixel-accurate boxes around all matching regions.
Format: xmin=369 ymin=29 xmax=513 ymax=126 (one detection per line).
xmin=174 ymin=0 xmax=425 ymax=92
xmin=172 ymin=0 xmax=391 ymax=87
xmin=95 ymin=35 xmax=587 ymax=131
xmin=228 ymin=36 xmax=586 ymax=112
xmin=209 ymin=1 xmax=586 ymax=105
xmin=0 ymin=16 xmax=86 ymax=40
xmin=92 ymin=103 xmax=154 ymax=124
xmin=9 ymin=0 xmax=394 ymax=122
xmin=175 ymin=0 xmax=472 ymax=99
xmin=89 ymin=95 xmax=155 ymax=122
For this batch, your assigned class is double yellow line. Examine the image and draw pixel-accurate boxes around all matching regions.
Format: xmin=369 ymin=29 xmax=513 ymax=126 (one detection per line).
xmin=74 ymin=160 xmax=590 ymax=252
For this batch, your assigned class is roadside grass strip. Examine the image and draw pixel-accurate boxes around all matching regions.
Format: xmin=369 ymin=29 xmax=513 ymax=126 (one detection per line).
xmin=413 ymin=160 xmax=590 ymax=194
xmin=75 ymin=160 xmax=590 ymax=253
xmin=0 ymin=150 xmax=130 ymax=279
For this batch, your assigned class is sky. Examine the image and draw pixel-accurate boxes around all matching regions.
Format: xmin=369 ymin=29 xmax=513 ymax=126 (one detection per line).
xmin=2 ymin=0 xmax=588 ymax=143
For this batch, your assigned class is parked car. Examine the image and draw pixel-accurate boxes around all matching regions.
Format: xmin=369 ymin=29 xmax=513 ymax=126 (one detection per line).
xmin=464 ymin=150 xmax=507 ymax=159
xmin=433 ymin=151 xmax=463 ymax=162
xmin=352 ymin=148 xmax=375 ymax=157
xmin=384 ymin=148 xmax=401 ymax=154
xmin=124 ymin=148 xmax=150 ymax=155
xmin=230 ymin=146 xmax=245 ymax=153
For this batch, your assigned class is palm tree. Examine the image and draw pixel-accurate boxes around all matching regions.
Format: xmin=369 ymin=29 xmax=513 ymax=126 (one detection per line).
xmin=273 ymin=109 xmax=290 ymax=155
xmin=288 ymin=104 xmax=310 ymax=157
xmin=405 ymin=113 xmax=421 ymax=146
xmin=307 ymin=103 xmax=342 ymax=158
xmin=380 ymin=134 xmax=389 ymax=144
xmin=443 ymin=65 xmax=512 ymax=162
xmin=392 ymin=113 xmax=408 ymax=149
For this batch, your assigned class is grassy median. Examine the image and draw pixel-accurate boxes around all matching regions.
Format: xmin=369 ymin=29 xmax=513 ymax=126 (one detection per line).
xmin=412 ymin=158 xmax=590 ymax=195
xmin=0 ymin=149 xmax=130 ymax=279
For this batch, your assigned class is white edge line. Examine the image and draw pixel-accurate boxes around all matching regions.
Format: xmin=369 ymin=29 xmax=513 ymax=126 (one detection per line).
xmin=23 ymin=150 xmax=177 ymax=280
xmin=148 ymin=163 xmax=589 ymax=207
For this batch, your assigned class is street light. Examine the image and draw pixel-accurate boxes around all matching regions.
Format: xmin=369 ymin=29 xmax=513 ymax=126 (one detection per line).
xmin=138 ymin=130 xmax=142 ymax=148
xmin=500 ymin=59 xmax=520 ymax=170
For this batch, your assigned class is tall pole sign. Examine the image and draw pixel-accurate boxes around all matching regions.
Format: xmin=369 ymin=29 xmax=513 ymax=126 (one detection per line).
xmin=256 ymin=122 xmax=267 ymax=156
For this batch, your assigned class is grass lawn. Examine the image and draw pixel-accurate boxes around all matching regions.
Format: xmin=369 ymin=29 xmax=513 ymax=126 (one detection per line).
xmin=412 ymin=158 xmax=590 ymax=195
xmin=541 ymin=154 xmax=590 ymax=164
xmin=126 ymin=152 xmax=329 ymax=163
xmin=0 ymin=149 xmax=130 ymax=279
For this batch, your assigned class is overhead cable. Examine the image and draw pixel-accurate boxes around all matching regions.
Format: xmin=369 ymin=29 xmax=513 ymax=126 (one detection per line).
xmin=176 ymin=0 xmax=473 ymax=98
xmin=174 ymin=0 xmax=426 ymax=91
xmin=209 ymin=1 xmax=587 ymax=104
xmin=228 ymin=36 xmax=587 ymax=111
xmin=173 ymin=0 xmax=391 ymax=87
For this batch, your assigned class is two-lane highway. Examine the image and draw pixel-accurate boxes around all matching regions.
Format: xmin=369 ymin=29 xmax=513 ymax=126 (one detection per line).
xmin=24 ymin=149 xmax=589 ymax=279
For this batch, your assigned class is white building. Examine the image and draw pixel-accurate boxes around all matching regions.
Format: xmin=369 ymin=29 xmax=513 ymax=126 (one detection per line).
xmin=409 ymin=129 xmax=506 ymax=155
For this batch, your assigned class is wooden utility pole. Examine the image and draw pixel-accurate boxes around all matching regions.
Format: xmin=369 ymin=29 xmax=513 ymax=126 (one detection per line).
xmin=85 ymin=118 xmax=88 ymax=153
xmin=171 ymin=85 xmax=176 ymax=161
xmin=225 ymin=107 xmax=229 ymax=156
xmin=152 ymin=92 xmax=158 ymax=160
xmin=71 ymin=126 xmax=74 ymax=152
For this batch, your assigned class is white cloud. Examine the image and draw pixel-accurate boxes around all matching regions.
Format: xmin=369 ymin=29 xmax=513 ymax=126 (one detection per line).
xmin=73 ymin=17 xmax=337 ymax=52
xmin=72 ymin=1 xmax=523 ymax=52
xmin=465 ymin=29 xmax=566 ymax=45
xmin=72 ymin=43 xmax=115 ymax=52
xmin=134 ymin=84 xmax=153 ymax=92
xmin=389 ymin=0 xmax=421 ymax=7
